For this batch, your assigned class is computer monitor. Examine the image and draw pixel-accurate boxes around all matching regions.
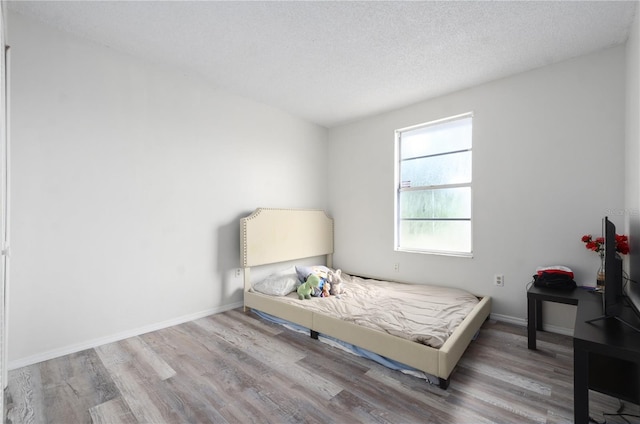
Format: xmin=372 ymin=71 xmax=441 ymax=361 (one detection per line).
xmin=586 ymin=217 xmax=640 ymax=332
xmin=603 ymin=216 xmax=624 ymax=317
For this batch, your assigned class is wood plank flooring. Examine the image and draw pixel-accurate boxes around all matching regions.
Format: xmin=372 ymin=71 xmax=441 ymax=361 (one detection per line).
xmin=4 ymin=308 xmax=639 ymax=424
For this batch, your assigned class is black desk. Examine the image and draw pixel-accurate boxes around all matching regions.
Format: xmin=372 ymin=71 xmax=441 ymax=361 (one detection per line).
xmin=573 ymin=294 xmax=640 ymax=424
xmin=527 ymin=285 xmax=640 ymax=422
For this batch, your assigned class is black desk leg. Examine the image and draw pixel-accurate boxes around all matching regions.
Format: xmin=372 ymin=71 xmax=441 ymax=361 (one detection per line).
xmin=574 ymin=346 xmax=589 ymax=424
xmin=527 ymin=296 xmax=536 ymax=350
xmin=535 ymin=299 xmax=543 ymax=331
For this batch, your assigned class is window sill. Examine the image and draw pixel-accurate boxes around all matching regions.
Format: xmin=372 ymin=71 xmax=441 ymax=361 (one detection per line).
xmin=395 ymin=247 xmax=473 ymax=258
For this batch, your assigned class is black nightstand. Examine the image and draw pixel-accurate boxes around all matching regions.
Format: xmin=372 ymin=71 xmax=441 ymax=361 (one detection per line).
xmin=526 ymin=284 xmax=591 ymax=350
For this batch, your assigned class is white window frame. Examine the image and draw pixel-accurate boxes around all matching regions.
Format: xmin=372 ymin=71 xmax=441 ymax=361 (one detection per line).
xmin=394 ymin=112 xmax=473 ymax=257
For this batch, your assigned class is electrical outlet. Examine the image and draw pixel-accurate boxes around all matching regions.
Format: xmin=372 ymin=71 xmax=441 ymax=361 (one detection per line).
xmin=235 ymin=268 xmax=242 ymax=277
xmin=393 ymin=263 xmax=400 ymax=272
xmin=494 ymin=274 xmax=504 ymax=287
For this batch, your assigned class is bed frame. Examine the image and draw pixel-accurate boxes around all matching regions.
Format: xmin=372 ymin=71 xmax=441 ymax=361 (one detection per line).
xmin=240 ymin=208 xmax=491 ymax=389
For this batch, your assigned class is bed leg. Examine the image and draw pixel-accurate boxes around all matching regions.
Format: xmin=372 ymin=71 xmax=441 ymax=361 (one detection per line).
xmin=438 ymin=378 xmax=450 ymax=390
xmin=310 ymin=330 xmax=319 ymax=340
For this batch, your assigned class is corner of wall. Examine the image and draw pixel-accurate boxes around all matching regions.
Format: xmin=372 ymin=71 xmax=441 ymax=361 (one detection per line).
xmin=626 ymin=5 xmax=640 ymax=282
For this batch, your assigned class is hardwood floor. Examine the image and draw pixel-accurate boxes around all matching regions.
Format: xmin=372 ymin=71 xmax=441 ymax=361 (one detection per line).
xmin=4 ymin=308 xmax=638 ymax=424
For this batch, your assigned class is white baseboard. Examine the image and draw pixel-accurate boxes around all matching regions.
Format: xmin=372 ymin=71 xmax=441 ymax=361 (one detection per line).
xmin=8 ymin=301 xmax=243 ymax=371
xmin=490 ymin=313 xmax=574 ymax=337
xmin=539 ymin=323 xmax=574 ymax=337
xmin=490 ymin=313 xmax=526 ymax=327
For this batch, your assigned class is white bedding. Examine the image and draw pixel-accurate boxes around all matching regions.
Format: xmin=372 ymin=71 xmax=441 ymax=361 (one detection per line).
xmin=251 ymin=273 xmax=479 ymax=349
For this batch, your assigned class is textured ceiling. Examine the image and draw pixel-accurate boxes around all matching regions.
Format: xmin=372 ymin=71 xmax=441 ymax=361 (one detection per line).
xmin=7 ymin=0 xmax=639 ymax=128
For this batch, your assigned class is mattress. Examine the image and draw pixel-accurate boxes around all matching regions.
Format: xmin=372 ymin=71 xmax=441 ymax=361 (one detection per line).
xmin=252 ymin=273 xmax=480 ymax=349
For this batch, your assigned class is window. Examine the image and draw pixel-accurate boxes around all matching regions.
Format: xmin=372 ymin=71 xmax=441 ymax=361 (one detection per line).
xmin=395 ymin=113 xmax=472 ymax=255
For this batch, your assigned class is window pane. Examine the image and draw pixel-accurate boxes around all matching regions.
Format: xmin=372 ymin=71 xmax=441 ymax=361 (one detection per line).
xmin=400 ymin=116 xmax=472 ymax=160
xmin=399 ymin=220 xmax=471 ymax=253
xmin=400 ymin=187 xmax=470 ymax=219
xmin=395 ymin=113 xmax=472 ymax=255
xmin=400 ymin=151 xmax=471 ymax=187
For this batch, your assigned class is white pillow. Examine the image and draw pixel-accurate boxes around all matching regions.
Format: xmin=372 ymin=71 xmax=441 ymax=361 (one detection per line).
xmin=252 ymin=266 xmax=300 ymax=296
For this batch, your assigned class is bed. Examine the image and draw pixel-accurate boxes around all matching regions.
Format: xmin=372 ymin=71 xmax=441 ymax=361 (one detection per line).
xmin=240 ymin=208 xmax=491 ymax=389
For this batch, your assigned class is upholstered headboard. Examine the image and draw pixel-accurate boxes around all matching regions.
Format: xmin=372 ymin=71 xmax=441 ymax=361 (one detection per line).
xmin=240 ymin=208 xmax=334 ymax=268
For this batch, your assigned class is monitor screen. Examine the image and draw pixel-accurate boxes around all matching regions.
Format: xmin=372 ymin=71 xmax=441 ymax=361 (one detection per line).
xmin=604 ymin=216 xmax=624 ymax=317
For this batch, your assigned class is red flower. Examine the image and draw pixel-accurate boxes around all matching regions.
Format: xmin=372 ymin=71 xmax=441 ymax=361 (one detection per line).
xmin=585 ymin=241 xmax=599 ymax=252
xmin=616 ymin=234 xmax=630 ymax=254
xmin=581 ymin=233 xmax=629 ymax=255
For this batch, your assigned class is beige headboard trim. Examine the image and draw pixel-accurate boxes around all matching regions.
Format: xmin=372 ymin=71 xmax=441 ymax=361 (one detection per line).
xmin=240 ymin=208 xmax=334 ymax=267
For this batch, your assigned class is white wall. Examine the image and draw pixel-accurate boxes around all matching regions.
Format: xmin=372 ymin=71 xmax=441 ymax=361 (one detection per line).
xmin=328 ymin=46 xmax=626 ymax=330
xmin=626 ymin=8 xmax=640 ymax=281
xmin=0 ymin=0 xmax=8 ymax=400
xmin=7 ymin=12 xmax=327 ymax=366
